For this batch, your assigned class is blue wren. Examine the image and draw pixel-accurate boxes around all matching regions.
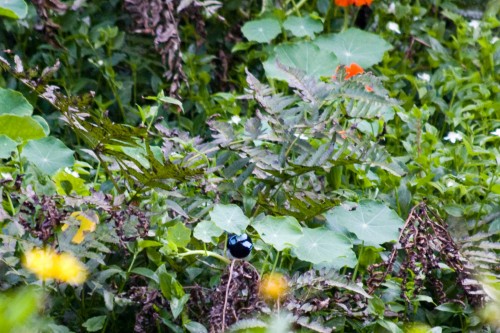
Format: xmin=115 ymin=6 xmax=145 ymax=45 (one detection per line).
xmin=227 ymin=233 xmax=253 ymax=259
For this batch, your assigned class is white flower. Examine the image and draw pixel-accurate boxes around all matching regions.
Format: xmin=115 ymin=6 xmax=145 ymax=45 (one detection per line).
xmin=64 ymin=167 xmax=79 ymax=178
xmin=230 ymin=115 xmax=241 ymax=125
xmin=491 ymin=129 xmax=500 ymax=137
xmin=443 ymin=132 xmax=463 ymax=144
xmin=388 ymin=2 xmax=396 ymax=14
xmin=468 ymin=20 xmax=480 ymax=29
xmin=97 ymin=60 xmax=104 ymax=66
xmin=293 ymin=133 xmax=308 ymax=140
xmin=446 ymin=179 xmax=456 ymax=187
xmin=492 ymin=37 xmax=499 ymax=44
xmin=417 ymin=73 xmax=431 ymax=82
xmin=387 ymin=22 xmax=401 ymax=34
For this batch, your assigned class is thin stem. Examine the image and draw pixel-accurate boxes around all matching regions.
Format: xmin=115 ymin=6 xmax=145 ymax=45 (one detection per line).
xmin=286 ymin=0 xmax=308 ymax=15
xmin=177 ymin=250 xmax=230 ymax=264
xmin=222 ymin=260 xmax=236 ymax=331
xmin=351 ymin=241 xmax=364 ymax=282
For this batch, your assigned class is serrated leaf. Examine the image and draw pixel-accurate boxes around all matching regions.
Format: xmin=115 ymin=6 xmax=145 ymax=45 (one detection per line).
xmin=193 ymin=220 xmax=223 ymax=243
xmin=241 ymin=18 xmax=281 ymax=43
xmin=314 ymin=28 xmax=392 ymax=67
xmin=0 ymin=88 xmax=32 ymax=115
xmin=283 ymin=16 xmax=323 ymax=38
xmin=0 ymin=115 xmax=46 ymax=142
xmin=324 ymin=200 xmax=403 ymax=246
xmin=21 ymin=137 xmax=75 ymax=175
xmin=209 ymin=204 xmax=250 ymax=234
xmin=0 ymin=135 xmax=17 ymax=158
xmin=263 ymin=42 xmax=338 ymax=81
xmin=252 ymin=216 xmax=302 ymax=251
xmin=292 ymin=228 xmax=354 ymax=266
xmin=167 ymin=222 xmax=191 ymax=248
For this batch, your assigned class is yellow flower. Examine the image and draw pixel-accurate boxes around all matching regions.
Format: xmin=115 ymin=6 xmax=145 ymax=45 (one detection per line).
xmin=23 ymin=248 xmax=58 ymax=281
xmin=61 ymin=211 xmax=98 ymax=244
xmin=23 ymin=248 xmax=88 ymax=285
xmin=53 ymin=253 xmax=88 ymax=285
xmin=259 ymin=273 xmax=288 ymax=301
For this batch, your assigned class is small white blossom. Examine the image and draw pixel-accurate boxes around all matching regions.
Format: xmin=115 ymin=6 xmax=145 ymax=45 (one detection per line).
xmin=443 ymin=132 xmax=463 ymax=144
xmin=230 ymin=115 xmax=241 ymax=125
xmin=387 ymin=22 xmax=401 ymax=34
xmin=491 ymin=128 xmax=500 ymax=137
xmin=468 ymin=20 xmax=480 ymax=29
xmin=417 ymin=73 xmax=431 ymax=82
xmin=97 ymin=60 xmax=104 ymax=66
xmin=388 ymin=2 xmax=396 ymax=14
xmin=293 ymin=133 xmax=308 ymax=140
xmin=446 ymin=179 xmax=456 ymax=187
xmin=64 ymin=167 xmax=79 ymax=178
xmin=492 ymin=37 xmax=499 ymax=44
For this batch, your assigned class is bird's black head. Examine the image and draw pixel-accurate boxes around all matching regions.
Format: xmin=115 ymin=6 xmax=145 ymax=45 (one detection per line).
xmin=227 ymin=233 xmax=253 ymax=259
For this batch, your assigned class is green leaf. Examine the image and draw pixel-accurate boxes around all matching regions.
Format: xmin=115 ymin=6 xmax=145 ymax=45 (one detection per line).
xmin=158 ymin=96 xmax=184 ymax=112
xmin=241 ymin=18 xmax=281 ymax=43
xmin=252 ymin=216 xmax=302 ymax=251
xmin=52 ymin=169 xmax=89 ymax=196
xmin=170 ymin=294 xmax=190 ymax=319
xmin=131 ymin=267 xmax=159 ymax=283
xmin=22 ymin=137 xmax=75 ymax=175
xmin=184 ymin=321 xmax=208 ymax=333
xmin=283 ymin=16 xmax=323 ymax=38
xmin=167 ymin=222 xmax=191 ymax=248
xmin=82 ymin=315 xmax=107 ymax=332
xmin=292 ymin=228 xmax=355 ymax=266
xmin=314 ymin=28 xmax=392 ymax=67
xmin=32 ymin=115 xmax=50 ymax=136
xmin=435 ymin=303 xmax=464 ymax=314
xmin=0 ymin=88 xmax=33 ymax=115
xmin=0 ymin=135 xmax=17 ymax=158
xmin=193 ymin=220 xmax=223 ymax=243
xmin=0 ymin=0 xmax=27 ymax=19
xmin=263 ymin=42 xmax=338 ymax=81
xmin=0 ymin=115 xmax=46 ymax=142
xmin=158 ymin=265 xmax=185 ymax=300
xmin=209 ymin=204 xmax=250 ymax=235
xmin=325 ymin=200 xmax=403 ymax=246
xmin=376 ymin=319 xmax=403 ymax=333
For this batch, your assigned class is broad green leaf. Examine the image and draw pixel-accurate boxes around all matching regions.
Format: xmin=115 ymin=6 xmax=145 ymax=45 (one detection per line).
xmin=0 ymin=0 xmax=27 ymax=19
xmin=52 ymin=169 xmax=89 ymax=196
xmin=131 ymin=267 xmax=159 ymax=284
xmin=292 ymin=228 xmax=354 ymax=266
xmin=241 ymin=18 xmax=281 ymax=43
xmin=170 ymin=294 xmax=190 ymax=319
xmin=263 ymin=42 xmax=338 ymax=81
xmin=21 ymin=137 xmax=75 ymax=175
xmin=0 ymin=115 xmax=46 ymax=142
xmin=167 ymin=222 xmax=191 ymax=248
xmin=0 ymin=88 xmax=33 ymax=115
xmin=314 ymin=28 xmax=392 ymax=67
xmin=0 ymin=135 xmax=17 ymax=158
xmin=325 ymin=200 xmax=403 ymax=246
xmin=158 ymin=265 xmax=185 ymax=300
xmin=82 ymin=315 xmax=107 ymax=332
xmin=193 ymin=220 xmax=223 ymax=243
xmin=283 ymin=16 xmax=323 ymax=38
xmin=435 ymin=303 xmax=464 ymax=314
xmin=376 ymin=319 xmax=403 ymax=333
xmin=184 ymin=321 xmax=208 ymax=333
xmin=252 ymin=216 xmax=302 ymax=251
xmin=32 ymin=115 xmax=50 ymax=136
xmin=209 ymin=204 xmax=250 ymax=235
xmin=158 ymin=96 xmax=184 ymax=112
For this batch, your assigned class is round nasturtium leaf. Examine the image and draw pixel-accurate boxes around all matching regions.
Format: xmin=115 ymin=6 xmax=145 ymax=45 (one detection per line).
xmin=241 ymin=18 xmax=281 ymax=43
xmin=0 ymin=115 xmax=46 ymax=142
xmin=324 ymin=200 xmax=404 ymax=247
xmin=0 ymin=135 xmax=18 ymax=159
xmin=0 ymin=88 xmax=33 ymax=116
xmin=209 ymin=204 xmax=250 ymax=235
xmin=252 ymin=215 xmax=302 ymax=251
xmin=292 ymin=228 xmax=355 ymax=266
xmin=21 ymin=137 xmax=75 ymax=175
xmin=0 ymin=0 xmax=28 ymax=19
xmin=193 ymin=220 xmax=223 ymax=244
xmin=167 ymin=222 xmax=191 ymax=249
xmin=263 ymin=41 xmax=339 ymax=81
xmin=314 ymin=28 xmax=392 ymax=68
xmin=283 ymin=16 xmax=323 ymax=38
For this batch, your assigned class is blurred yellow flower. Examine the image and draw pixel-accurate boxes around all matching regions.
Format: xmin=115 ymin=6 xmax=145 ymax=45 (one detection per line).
xmin=260 ymin=272 xmax=288 ymax=301
xmin=23 ymin=248 xmax=88 ymax=285
xmin=61 ymin=211 xmax=98 ymax=244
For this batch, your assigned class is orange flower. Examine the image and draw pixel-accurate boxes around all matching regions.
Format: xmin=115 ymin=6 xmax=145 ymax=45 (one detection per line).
xmin=352 ymin=0 xmax=372 ymax=6
xmin=365 ymin=85 xmax=374 ymax=92
xmin=344 ymin=63 xmax=364 ymax=79
xmin=260 ymin=273 xmax=288 ymax=301
xmin=334 ymin=0 xmax=352 ymax=7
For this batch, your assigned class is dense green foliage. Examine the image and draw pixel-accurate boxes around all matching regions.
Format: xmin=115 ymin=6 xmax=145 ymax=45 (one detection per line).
xmin=0 ymin=0 xmax=499 ymax=332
